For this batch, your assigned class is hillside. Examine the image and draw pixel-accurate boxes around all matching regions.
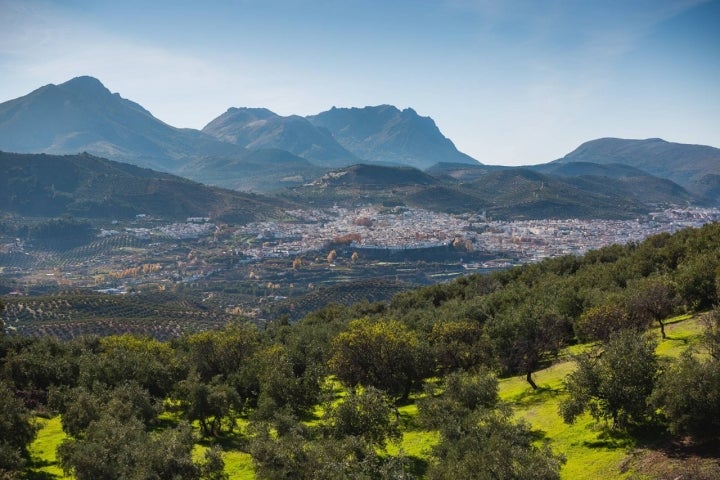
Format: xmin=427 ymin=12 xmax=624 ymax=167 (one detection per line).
xmin=288 ymin=164 xmax=695 ymax=219
xmin=0 ymin=151 xmax=291 ymax=222
xmin=176 ymin=149 xmax=326 ymax=192
xmin=283 ymin=164 xmax=476 ymax=211
xmin=6 ymin=222 xmax=720 ymax=480
xmin=202 ymin=107 xmax=359 ymax=167
xmin=554 ymin=138 xmax=720 ymax=196
xmin=307 ymin=105 xmax=479 ymax=169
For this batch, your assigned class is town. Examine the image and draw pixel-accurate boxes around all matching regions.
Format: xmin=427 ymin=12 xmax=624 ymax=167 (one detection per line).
xmin=4 ymin=206 xmax=719 ymax=295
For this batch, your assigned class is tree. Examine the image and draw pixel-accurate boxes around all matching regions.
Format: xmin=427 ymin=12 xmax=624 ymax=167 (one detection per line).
xmin=703 ymin=307 xmax=720 ymax=361
xmin=79 ymin=335 xmax=180 ymax=399
xmin=418 ymin=370 xmax=498 ymax=430
xmin=50 ymin=381 xmax=158 ymax=438
xmin=560 ymin=330 xmax=658 ymax=428
xmin=58 ymin=415 xmax=224 ymax=480
xmin=323 ymin=386 xmax=399 ymax=446
xmin=651 ymin=351 xmax=720 ymax=440
xmin=1 ymin=336 xmax=80 ymax=407
xmin=329 ymin=318 xmax=431 ymax=400
xmin=249 ymin=417 xmax=410 ymax=480
xmin=181 ymin=322 xmax=260 ymax=382
xmin=574 ymin=303 xmax=631 ymax=343
xmin=0 ymin=381 xmax=36 ymax=476
xmin=248 ymin=343 xmax=323 ymax=420
xmin=488 ymin=299 xmax=570 ymax=389
xmin=650 ymin=308 xmax=720 ymax=440
xmin=625 ymin=277 xmax=678 ymax=339
xmin=675 ymin=252 xmax=719 ymax=310
xmin=428 ymin=320 xmax=491 ymax=374
xmin=176 ymin=372 xmax=240 ymax=437
xmin=418 ymin=370 xmax=564 ymax=480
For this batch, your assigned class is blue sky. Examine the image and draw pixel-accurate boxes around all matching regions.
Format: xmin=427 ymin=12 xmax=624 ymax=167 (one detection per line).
xmin=1 ymin=0 xmax=718 ymax=165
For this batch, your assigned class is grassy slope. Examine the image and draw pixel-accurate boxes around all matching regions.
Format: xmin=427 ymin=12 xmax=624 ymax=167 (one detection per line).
xmin=500 ymin=315 xmax=705 ymax=480
xmin=27 ymin=315 xmax=706 ymax=479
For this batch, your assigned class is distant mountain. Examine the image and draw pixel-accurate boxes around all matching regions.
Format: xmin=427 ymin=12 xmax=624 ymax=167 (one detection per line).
xmin=0 ymin=76 xmax=250 ymax=172
xmin=460 ymin=168 xmax=650 ymax=219
xmin=528 ymin=161 xmax=701 ymax=205
xmin=0 ymin=151 xmax=291 ymax=222
xmin=202 ymin=107 xmax=359 ymax=167
xmin=285 ymin=163 xmax=696 ymax=219
xmin=554 ymin=138 xmax=720 ymax=191
xmin=306 ymin=105 xmax=479 ymax=169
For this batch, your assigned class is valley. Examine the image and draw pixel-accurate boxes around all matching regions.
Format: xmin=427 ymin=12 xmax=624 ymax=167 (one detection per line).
xmin=2 ymin=205 xmax=717 ymax=337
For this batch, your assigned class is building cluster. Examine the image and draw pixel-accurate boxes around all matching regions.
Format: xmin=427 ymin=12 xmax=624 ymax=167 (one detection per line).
xmin=234 ymin=207 xmax=470 ymax=259
xmin=469 ymin=207 xmax=720 ymax=266
xmin=229 ymin=206 xmax=720 ymax=262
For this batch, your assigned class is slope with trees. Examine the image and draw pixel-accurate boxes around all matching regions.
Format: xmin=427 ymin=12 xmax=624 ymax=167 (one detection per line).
xmin=1 ymin=222 xmax=720 ymax=478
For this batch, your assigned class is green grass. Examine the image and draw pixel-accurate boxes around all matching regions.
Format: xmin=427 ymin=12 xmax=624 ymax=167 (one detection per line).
xmin=655 ymin=314 xmax=705 ymax=358
xmin=496 ymin=314 xmax=706 ymax=480
xmin=28 ymin=416 xmax=70 ymax=479
xmin=221 ymin=450 xmax=256 ymax=479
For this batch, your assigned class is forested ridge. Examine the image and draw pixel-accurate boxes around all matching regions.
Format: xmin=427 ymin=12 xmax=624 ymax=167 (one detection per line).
xmin=2 ymin=222 xmax=720 ymax=479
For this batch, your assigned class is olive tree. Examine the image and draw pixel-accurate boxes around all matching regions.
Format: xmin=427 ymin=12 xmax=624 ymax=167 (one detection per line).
xmin=560 ymin=330 xmax=658 ymax=428
xmin=329 ymin=318 xmax=431 ymax=400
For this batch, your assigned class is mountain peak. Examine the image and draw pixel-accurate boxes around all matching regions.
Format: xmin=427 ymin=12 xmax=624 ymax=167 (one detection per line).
xmin=307 ymin=105 xmax=479 ymax=169
xmin=59 ymin=76 xmax=111 ymax=95
xmin=557 ymin=137 xmax=720 ymax=190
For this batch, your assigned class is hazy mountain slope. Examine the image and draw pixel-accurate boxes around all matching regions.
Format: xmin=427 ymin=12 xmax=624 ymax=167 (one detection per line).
xmin=177 ymin=149 xmax=327 ymax=192
xmin=554 ymin=138 xmax=720 ymax=188
xmin=285 ymin=164 xmax=694 ymax=219
xmin=0 ymin=76 xmax=250 ymax=172
xmin=461 ymin=168 xmax=649 ymax=219
xmin=308 ymin=164 xmax=439 ymax=188
xmin=0 ymin=151 xmax=290 ymax=222
xmin=202 ymin=107 xmax=359 ymax=167
xmin=307 ymin=105 xmax=479 ymax=169
xmin=425 ymin=162 xmax=511 ymax=182
xmin=530 ymin=161 xmax=652 ymax=178
xmin=529 ymin=161 xmax=701 ymax=205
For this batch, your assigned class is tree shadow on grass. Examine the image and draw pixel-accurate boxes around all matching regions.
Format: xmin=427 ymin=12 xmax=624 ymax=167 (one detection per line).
xmin=25 ymin=471 xmax=61 ymax=480
xmin=506 ymin=385 xmax=563 ymax=406
xmin=26 ymin=459 xmax=63 ymax=480
xmin=198 ymin=431 xmax=249 ymax=452
xmin=402 ymin=455 xmax=429 ymax=478
xmin=582 ymin=429 xmax=635 ymax=449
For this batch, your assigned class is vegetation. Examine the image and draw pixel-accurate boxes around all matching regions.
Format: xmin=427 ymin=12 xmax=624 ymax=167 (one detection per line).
xmin=283 ymin=164 xmax=687 ymax=220
xmin=0 ymin=151 xmax=292 ymax=222
xmin=2 ymin=222 xmax=720 ymax=478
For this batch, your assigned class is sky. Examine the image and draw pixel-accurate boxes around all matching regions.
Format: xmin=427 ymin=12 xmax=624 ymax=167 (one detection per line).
xmin=0 ymin=0 xmax=718 ymax=165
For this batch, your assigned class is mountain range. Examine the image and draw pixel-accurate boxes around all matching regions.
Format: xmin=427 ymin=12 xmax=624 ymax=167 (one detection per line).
xmin=282 ymin=163 xmax=698 ymax=220
xmin=0 ymin=75 xmax=718 ymax=218
xmin=0 ymin=77 xmax=478 ymax=190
